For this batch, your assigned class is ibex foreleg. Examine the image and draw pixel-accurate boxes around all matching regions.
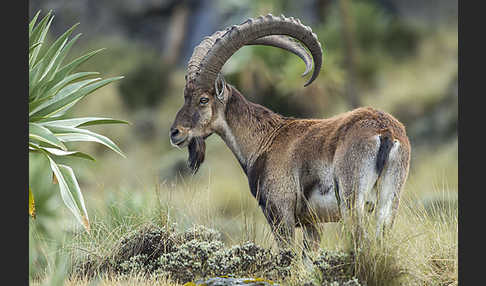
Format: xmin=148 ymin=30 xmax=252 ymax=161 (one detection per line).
xmin=258 ymin=185 xmax=297 ymax=248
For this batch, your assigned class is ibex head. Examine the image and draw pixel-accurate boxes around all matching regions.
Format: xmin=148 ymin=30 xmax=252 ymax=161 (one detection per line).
xmin=170 ymin=14 xmax=323 ymax=173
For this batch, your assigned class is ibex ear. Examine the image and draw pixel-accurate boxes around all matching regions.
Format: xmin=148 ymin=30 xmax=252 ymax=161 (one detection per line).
xmin=214 ymin=73 xmax=226 ymax=103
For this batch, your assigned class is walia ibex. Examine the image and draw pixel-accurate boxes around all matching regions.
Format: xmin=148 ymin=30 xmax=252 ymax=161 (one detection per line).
xmin=170 ymin=14 xmax=410 ymax=251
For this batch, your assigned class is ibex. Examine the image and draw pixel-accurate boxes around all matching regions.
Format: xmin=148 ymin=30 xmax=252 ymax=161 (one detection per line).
xmin=170 ymin=14 xmax=410 ymax=251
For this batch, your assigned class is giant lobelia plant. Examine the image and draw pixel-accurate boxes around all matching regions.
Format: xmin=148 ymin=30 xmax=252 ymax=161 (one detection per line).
xmin=29 ymin=10 xmax=128 ymax=232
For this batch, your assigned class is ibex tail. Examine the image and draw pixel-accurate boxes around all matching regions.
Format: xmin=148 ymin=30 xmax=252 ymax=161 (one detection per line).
xmin=376 ymin=128 xmax=394 ymax=177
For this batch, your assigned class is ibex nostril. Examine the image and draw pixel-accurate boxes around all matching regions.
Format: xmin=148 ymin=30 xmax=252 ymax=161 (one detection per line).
xmin=170 ymin=128 xmax=180 ymax=138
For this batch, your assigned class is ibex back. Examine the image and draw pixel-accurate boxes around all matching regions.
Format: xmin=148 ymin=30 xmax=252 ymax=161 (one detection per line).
xmin=169 ymin=14 xmax=410 ymax=251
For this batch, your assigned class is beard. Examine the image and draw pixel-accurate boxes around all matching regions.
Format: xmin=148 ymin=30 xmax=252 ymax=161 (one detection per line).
xmin=187 ymin=136 xmax=206 ymax=174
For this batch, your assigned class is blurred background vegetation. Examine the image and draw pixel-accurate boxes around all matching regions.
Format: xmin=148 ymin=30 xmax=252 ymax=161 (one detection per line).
xmin=29 ymin=0 xmax=457 ymax=284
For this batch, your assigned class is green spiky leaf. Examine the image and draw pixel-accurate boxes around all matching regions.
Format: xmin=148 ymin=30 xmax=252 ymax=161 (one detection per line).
xmin=28 ymin=10 xmax=127 ymax=230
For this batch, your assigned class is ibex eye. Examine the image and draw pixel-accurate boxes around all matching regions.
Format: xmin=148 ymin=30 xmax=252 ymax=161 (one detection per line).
xmin=199 ymin=97 xmax=209 ymax=104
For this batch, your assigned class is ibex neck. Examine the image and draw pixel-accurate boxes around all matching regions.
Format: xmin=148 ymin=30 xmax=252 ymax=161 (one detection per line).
xmin=214 ymin=86 xmax=285 ymax=173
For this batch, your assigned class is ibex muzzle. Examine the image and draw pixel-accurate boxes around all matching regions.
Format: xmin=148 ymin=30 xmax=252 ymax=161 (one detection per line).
xmin=170 ymin=14 xmax=411 ymax=250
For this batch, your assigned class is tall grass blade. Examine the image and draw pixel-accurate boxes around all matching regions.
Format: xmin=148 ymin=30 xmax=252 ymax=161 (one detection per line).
xmin=30 ymin=11 xmax=54 ymax=69
xmin=30 ymin=143 xmax=95 ymax=161
xmin=40 ymin=117 xmax=130 ymax=128
xmin=49 ymin=125 xmax=126 ymax=158
xmin=46 ymin=154 xmax=90 ymax=232
xmin=38 ymin=23 xmax=79 ymax=83
xmin=56 ymin=48 xmax=105 ymax=80
xmin=29 ymin=10 xmax=41 ymax=37
xmin=29 ymin=122 xmax=67 ymax=150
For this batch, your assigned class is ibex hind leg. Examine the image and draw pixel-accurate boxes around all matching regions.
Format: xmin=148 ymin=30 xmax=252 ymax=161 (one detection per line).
xmin=301 ymin=223 xmax=321 ymax=269
xmin=334 ymin=134 xmax=382 ymax=243
xmin=374 ymin=141 xmax=409 ymax=239
xmin=302 ymin=223 xmax=321 ymax=253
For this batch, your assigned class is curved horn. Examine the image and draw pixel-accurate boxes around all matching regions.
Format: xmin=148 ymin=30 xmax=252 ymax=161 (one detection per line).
xmin=187 ymin=14 xmax=322 ymax=92
xmin=247 ymin=35 xmax=313 ymax=77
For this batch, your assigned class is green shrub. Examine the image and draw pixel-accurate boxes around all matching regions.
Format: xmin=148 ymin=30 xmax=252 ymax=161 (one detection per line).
xmin=29 ymin=10 xmax=128 ymax=231
xmin=73 ymin=224 xmax=296 ymax=284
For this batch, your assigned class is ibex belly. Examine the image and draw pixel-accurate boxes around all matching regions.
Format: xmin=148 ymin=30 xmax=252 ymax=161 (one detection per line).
xmin=307 ymin=186 xmax=341 ymax=222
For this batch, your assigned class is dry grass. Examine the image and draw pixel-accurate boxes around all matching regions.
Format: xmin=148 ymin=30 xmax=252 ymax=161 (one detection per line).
xmin=51 ymin=274 xmax=178 ymax=286
xmin=30 ymin=176 xmax=457 ymax=286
